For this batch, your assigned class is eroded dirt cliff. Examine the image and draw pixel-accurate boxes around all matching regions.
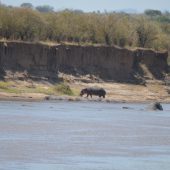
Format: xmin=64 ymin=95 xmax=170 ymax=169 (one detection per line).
xmin=0 ymin=41 xmax=168 ymax=83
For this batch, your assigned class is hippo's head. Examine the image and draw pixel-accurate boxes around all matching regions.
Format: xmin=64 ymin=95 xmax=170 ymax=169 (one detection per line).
xmin=80 ymin=88 xmax=87 ymax=96
xmin=155 ymin=102 xmax=163 ymax=111
xmin=151 ymin=102 xmax=163 ymax=111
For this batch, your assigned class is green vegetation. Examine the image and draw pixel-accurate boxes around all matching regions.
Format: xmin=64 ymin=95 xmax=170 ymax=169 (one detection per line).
xmin=53 ymin=83 xmax=74 ymax=96
xmin=0 ymin=81 xmax=9 ymax=89
xmin=0 ymin=5 xmax=169 ymax=54
xmin=20 ymin=3 xmax=33 ymax=9
xmin=36 ymin=5 xmax=54 ymax=13
xmin=0 ymin=81 xmax=20 ymax=93
xmin=0 ymin=81 xmax=74 ymax=96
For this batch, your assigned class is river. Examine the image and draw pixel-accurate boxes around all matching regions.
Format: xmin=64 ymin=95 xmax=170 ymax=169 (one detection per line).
xmin=0 ymin=101 xmax=170 ymax=170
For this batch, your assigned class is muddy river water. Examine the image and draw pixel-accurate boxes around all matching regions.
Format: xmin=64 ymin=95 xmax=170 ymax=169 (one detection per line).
xmin=0 ymin=101 xmax=170 ymax=170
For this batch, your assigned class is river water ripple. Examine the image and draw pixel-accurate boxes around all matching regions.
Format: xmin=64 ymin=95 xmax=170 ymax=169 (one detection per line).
xmin=0 ymin=101 xmax=170 ymax=170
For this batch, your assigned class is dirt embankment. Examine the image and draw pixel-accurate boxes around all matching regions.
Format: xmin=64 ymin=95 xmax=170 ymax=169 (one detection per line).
xmin=0 ymin=41 xmax=169 ymax=103
xmin=0 ymin=41 xmax=168 ymax=82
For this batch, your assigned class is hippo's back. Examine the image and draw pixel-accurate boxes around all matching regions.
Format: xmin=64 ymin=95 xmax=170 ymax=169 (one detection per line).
xmin=87 ymin=87 xmax=106 ymax=96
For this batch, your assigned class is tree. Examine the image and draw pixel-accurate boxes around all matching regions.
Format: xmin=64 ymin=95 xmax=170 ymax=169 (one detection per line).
xmin=14 ymin=8 xmax=46 ymax=41
xmin=136 ymin=17 xmax=160 ymax=48
xmin=145 ymin=9 xmax=162 ymax=17
xmin=36 ymin=5 xmax=54 ymax=13
xmin=0 ymin=7 xmax=18 ymax=39
xmin=0 ymin=4 xmax=169 ymax=52
xmin=20 ymin=3 xmax=33 ymax=9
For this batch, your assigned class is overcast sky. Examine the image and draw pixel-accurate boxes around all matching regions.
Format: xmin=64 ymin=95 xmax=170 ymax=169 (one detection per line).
xmin=2 ymin=0 xmax=170 ymax=12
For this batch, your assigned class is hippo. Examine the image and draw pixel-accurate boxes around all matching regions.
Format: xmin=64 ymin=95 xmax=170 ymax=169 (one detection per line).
xmin=150 ymin=102 xmax=163 ymax=111
xmin=80 ymin=88 xmax=106 ymax=98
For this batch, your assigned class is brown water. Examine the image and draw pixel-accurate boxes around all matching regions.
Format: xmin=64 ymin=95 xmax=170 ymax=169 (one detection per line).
xmin=0 ymin=101 xmax=170 ymax=170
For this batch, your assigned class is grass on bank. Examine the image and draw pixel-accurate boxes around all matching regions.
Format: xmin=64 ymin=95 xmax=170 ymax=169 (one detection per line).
xmin=0 ymin=81 xmax=20 ymax=93
xmin=0 ymin=81 xmax=10 ymax=89
xmin=53 ymin=83 xmax=74 ymax=96
xmin=0 ymin=81 xmax=75 ymax=96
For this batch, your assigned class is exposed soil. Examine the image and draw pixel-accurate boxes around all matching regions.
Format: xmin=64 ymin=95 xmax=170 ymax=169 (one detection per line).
xmin=0 ymin=73 xmax=170 ymax=103
xmin=0 ymin=41 xmax=169 ymax=102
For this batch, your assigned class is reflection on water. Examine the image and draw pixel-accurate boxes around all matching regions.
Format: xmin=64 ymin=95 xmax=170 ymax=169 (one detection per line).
xmin=0 ymin=101 xmax=170 ymax=170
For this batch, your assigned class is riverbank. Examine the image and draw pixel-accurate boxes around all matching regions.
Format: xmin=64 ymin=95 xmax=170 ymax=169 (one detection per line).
xmin=0 ymin=41 xmax=169 ymax=103
xmin=0 ymin=76 xmax=169 ymax=103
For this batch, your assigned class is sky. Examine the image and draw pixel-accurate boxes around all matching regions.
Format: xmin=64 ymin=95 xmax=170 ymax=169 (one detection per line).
xmin=1 ymin=0 xmax=170 ymax=12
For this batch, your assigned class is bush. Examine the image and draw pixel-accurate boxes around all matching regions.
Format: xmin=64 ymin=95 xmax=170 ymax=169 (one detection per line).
xmin=135 ymin=17 xmax=161 ymax=48
xmin=53 ymin=83 xmax=73 ymax=96
xmin=0 ymin=5 xmax=170 ymax=52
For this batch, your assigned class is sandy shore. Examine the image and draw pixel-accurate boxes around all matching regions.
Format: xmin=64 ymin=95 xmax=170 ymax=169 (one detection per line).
xmin=0 ymin=79 xmax=170 ymax=103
